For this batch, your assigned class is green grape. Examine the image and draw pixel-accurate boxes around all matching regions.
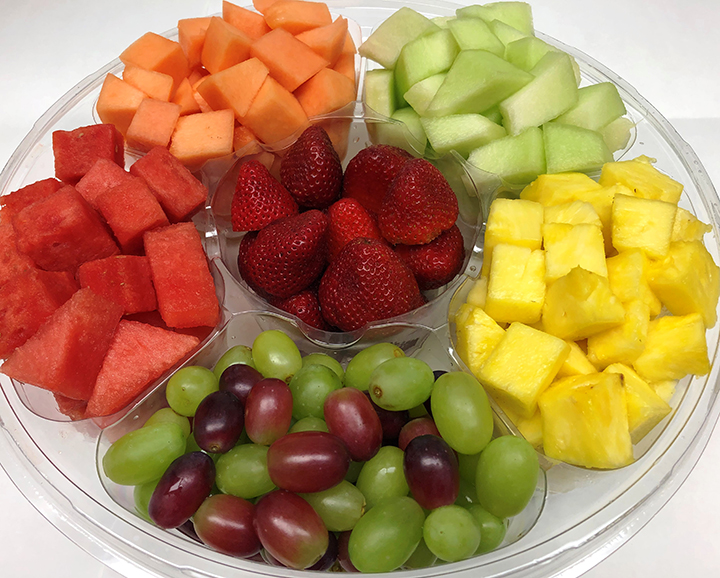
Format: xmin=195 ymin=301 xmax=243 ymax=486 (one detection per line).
xmin=403 ymin=538 xmax=437 ymax=569
xmin=369 ymin=357 xmax=434 ymax=411
xmin=144 ymin=407 xmax=191 ymax=438
xmin=348 ymin=496 xmax=425 ymax=573
xmin=289 ymin=416 xmax=329 ymax=433
xmin=213 ymin=345 xmax=255 ymax=378
xmin=458 ymin=451 xmax=482 ymax=484
xmin=344 ymin=460 xmax=364 ymax=484
xmin=475 ymin=435 xmax=539 ymax=519
xmin=133 ymin=478 xmax=160 ymax=522
xmin=252 ymin=330 xmax=302 ymax=382
xmin=102 ymin=423 xmax=186 ymax=486
xmin=455 ymin=477 xmax=479 ymax=508
xmin=424 ymin=505 xmax=481 ymax=562
xmin=300 ymin=480 xmax=366 ymax=532
xmin=344 ymin=343 xmax=405 ymax=391
xmin=469 ymin=505 xmax=507 ymax=554
xmin=166 ymin=366 xmax=218 ymax=417
xmin=408 ymin=403 xmax=429 ymax=418
xmin=216 ymin=443 xmax=275 ymax=499
xmin=288 ymin=364 xmax=342 ymax=420
xmin=431 ymin=372 xmax=493 ymax=454
xmin=185 ymin=431 xmax=220 ymax=462
xmin=356 ymin=446 xmax=408 ymax=509
xmin=302 ymin=353 xmax=344 ymax=380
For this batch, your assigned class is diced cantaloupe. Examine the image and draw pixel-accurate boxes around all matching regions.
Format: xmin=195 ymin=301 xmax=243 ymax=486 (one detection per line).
xmin=1 ymin=178 xmax=63 ymax=222
xmin=188 ymin=67 xmax=209 ymax=86
xmin=97 ymin=74 xmax=147 ymax=135
xmin=122 ymin=66 xmax=174 ymax=101
xmin=196 ymin=58 xmax=270 ymax=119
xmin=264 ymin=1 xmax=332 ymax=34
xmin=193 ymin=85 xmax=214 ymax=113
xmin=253 ymin=0 xmax=283 ymax=15
xmin=296 ymin=17 xmax=348 ymax=66
xmin=119 ymin=32 xmax=189 ymax=92
xmin=241 ymin=77 xmax=310 ymax=144
xmin=233 ymin=124 xmax=262 ymax=155
xmin=341 ymin=31 xmax=356 ymax=54
xmin=52 ymin=124 xmax=125 ymax=184
xmin=177 ymin=17 xmax=212 ymax=69
xmin=333 ymin=52 xmax=356 ymax=86
xmin=171 ymin=78 xmax=203 ymax=116
xmin=126 ymin=98 xmax=182 ymax=152
xmin=169 ymin=109 xmax=235 ymax=168
xmin=201 ymin=16 xmax=253 ymax=74
xmin=295 ymin=67 xmax=356 ymax=118
xmin=76 ymin=158 xmax=134 ymax=209
xmin=223 ymin=1 xmax=271 ymax=39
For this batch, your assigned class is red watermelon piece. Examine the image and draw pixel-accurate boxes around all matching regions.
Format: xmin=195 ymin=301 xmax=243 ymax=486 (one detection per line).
xmin=54 ymin=392 xmax=88 ymax=421
xmin=77 ymin=255 xmax=157 ymax=315
xmin=125 ymin=309 xmax=215 ymax=342
xmin=95 ymin=178 xmax=170 ymax=254
xmin=85 ymin=320 xmax=200 ymax=418
xmin=1 ymin=178 xmax=63 ymax=221
xmin=1 ymin=288 xmax=124 ymax=401
xmin=52 ymin=124 xmax=125 ymax=183
xmin=12 ymin=185 xmax=119 ymax=273
xmin=75 ymin=158 xmax=135 ymax=209
xmin=144 ymin=222 xmax=219 ymax=328
xmin=129 ymin=146 xmax=208 ymax=222
xmin=0 ymin=222 xmax=35 ymax=287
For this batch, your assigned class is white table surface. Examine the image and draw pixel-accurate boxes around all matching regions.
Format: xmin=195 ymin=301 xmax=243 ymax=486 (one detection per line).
xmin=1 ymin=1 xmax=719 ymax=576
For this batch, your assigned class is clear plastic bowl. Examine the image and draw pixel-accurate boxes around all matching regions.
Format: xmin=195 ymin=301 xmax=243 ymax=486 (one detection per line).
xmin=1 ymin=1 xmax=720 ymax=577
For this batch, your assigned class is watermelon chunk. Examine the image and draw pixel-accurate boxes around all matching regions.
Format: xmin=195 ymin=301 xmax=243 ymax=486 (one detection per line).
xmin=0 ymin=178 xmax=63 ymax=221
xmin=75 ymin=158 xmax=135 ymax=209
xmin=144 ymin=222 xmax=220 ymax=328
xmin=129 ymin=146 xmax=208 ymax=222
xmin=1 ymin=288 xmax=124 ymax=401
xmin=0 ymin=222 xmax=35 ymax=287
xmin=0 ymin=269 xmax=79 ymax=358
xmin=85 ymin=320 xmax=200 ymax=418
xmin=77 ymin=255 xmax=157 ymax=315
xmin=53 ymin=392 xmax=88 ymax=421
xmin=52 ymin=124 xmax=125 ymax=183
xmin=12 ymin=185 xmax=119 ymax=273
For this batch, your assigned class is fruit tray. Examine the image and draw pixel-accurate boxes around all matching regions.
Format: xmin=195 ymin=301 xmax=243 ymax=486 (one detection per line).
xmin=1 ymin=1 xmax=720 ymax=577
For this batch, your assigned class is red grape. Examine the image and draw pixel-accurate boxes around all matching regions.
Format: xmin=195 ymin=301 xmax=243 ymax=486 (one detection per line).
xmin=403 ymin=435 xmax=459 ymax=510
xmin=364 ymin=391 xmax=409 ymax=444
xmin=193 ymin=494 xmax=261 ymax=558
xmin=398 ymin=417 xmax=441 ymax=451
xmin=193 ymin=391 xmax=244 ymax=454
xmin=337 ymin=530 xmax=359 ymax=572
xmin=324 ymin=388 xmax=382 ymax=462
xmin=264 ymin=532 xmax=338 ymax=571
xmin=245 ymin=378 xmax=293 ymax=445
xmin=219 ymin=364 xmax=263 ymax=405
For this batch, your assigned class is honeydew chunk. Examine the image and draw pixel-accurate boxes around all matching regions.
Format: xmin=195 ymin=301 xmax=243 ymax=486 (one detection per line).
xmin=499 ymin=52 xmax=578 ymax=136
xmin=454 ymin=303 xmax=506 ymax=376
xmin=555 ymin=83 xmax=627 ymax=131
xmin=364 ymin=69 xmax=396 ymax=117
xmin=394 ymin=29 xmax=459 ymax=100
xmin=358 ymin=7 xmax=439 ymax=69
xmin=543 ymin=222 xmax=607 ymax=283
xmin=457 ymin=2 xmax=534 ymax=36
xmin=611 ymin=193 xmax=677 ymax=259
xmin=599 ymin=156 xmax=683 ymax=204
xmin=600 ymin=117 xmax=634 ymax=153
xmin=432 ymin=16 xmax=455 ymax=28
xmin=482 ymin=105 xmax=503 ymax=125
xmin=467 ymin=126 xmax=546 ymax=186
xmin=544 ymin=200 xmax=602 ymax=228
xmin=488 ymin=19 xmax=528 ymax=46
xmin=606 ymin=249 xmax=662 ymax=317
xmin=390 ymin=108 xmax=427 ymax=149
xmin=425 ymin=50 xmax=533 ymax=118
xmin=543 ymin=122 xmax=613 ymax=175
xmin=403 ymin=73 xmax=446 ymax=115
xmin=671 ymin=207 xmax=712 ymax=242
xmin=505 ymin=36 xmax=581 ymax=85
xmin=421 ymin=114 xmax=507 ymax=157
xmin=447 ymin=18 xmax=504 ymax=55
xmin=556 ymin=340 xmax=597 ymax=378
xmin=587 ymin=299 xmax=650 ymax=369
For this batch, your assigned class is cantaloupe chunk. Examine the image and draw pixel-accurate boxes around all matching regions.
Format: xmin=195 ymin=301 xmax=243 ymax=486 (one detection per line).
xmin=122 ymin=66 xmax=174 ymax=101
xmin=295 ymin=67 xmax=356 ymax=118
xmin=251 ymin=28 xmax=329 ymax=92
xmin=223 ymin=1 xmax=271 ymax=39
xmin=341 ymin=31 xmax=356 ymax=54
xmin=296 ymin=17 xmax=348 ymax=66
xmin=171 ymin=78 xmax=202 ymax=116
xmin=233 ymin=124 xmax=262 ymax=155
xmin=196 ymin=57 xmax=270 ymax=119
xmin=97 ymin=74 xmax=147 ymax=135
xmin=264 ymin=1 xmax=332 ymax=34
xmin=253 ymin=0 xmax=282 ymax=15
xmin=241 ymin=77 xmax=309 ymax=144
xmin=332 ymin=52 xmax=356 ymax=86
xmin=119 ymin=32 xmax=189 ymax=92
xmin=169 ymin=109 xmax=235 ymax=168
xmin=126 ymin=99 xmax=182 ymax=152
xmin=201 ymin=16 xmax=253 ymax=74
xmin=188 ymin=67 xmax=209 ymax=86
xmin=191 ymin=77 xmax=214 ymax=113
xmin=177 ymin=17 xmax=212 ymax=69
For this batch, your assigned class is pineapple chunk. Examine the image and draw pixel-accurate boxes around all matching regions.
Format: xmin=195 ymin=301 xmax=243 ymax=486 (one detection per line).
xmin=556 ymin=340 xmax=597 ymax=378
xmin=611 ymin=193 xmax=677 ymax=259
xmin=651 ymin=380 xmax=677 ymax=404
xmin=476 ymin=322 xmax=569 ymax=418
xmin=484 ymin=244 xmax=545 ymax=324
xmin=543 ymin=222 xmax=607 ymax=283
xmin=604 ymin=363 xmax=671 ymax=444
xmin=520 ymin=172 xmax=603 ymax=205
xmin=539 ymin=372 xmax=633 ymax=469
xmin=481 ymin=198 xmax=544 ymax=276
xmin=544 ymin=200 xmax=602 ymax=227
xmin=587 ymin=299 xmax=650 ymax=369
xmin=454 ymin=304 xmax=505 ymax=376
xmin=543 ymin=267 xmax=625 ymax=340
xmin=648 ymin=240 xmax=720 ymax=328
xmin=599 ymin=156 xmax=683 ymax=205
xmin=671 ymin=207 xmax=712 ymax=242
xmin=496 ymin=399 xmax=543 ymax=448
xmin=606 ymin=249 xmax=662 ymax=317
xmin=466 ymin=276 xmax=488 ymax=308
xmin=633 ymin=313 xmax=710 ymax=382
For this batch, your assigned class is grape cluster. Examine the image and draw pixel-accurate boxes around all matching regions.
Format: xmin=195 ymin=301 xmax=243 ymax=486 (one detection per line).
xmin=102 ymin=330 xmax=539 ymax=572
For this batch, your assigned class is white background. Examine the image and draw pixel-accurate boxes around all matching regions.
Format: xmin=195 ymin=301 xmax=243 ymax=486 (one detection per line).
xmin=0 ymin=1 xmax=719 ymax=576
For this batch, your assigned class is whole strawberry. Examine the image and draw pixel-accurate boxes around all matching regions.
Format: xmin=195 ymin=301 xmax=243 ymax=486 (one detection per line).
xmin=395 ymin=225 xmax=466 ymax=290
xmin=319 ymin=238 xmax=425 ymax=332
xmin=280 ymin=125 xmax=342 ymax=209
xmin=326 ymin=197 xmax=384 ymax=261
xmin=242 ymin=210 xmax=328 ymax=298
xmin=378 ymin=158 xmax=459 ymax=245
xmin=342 ymin=144 xmax=412 ymax=214
xmin=231 ymin=160 xmax=298 ymax=232
xmin=269 ymin=288 xmax=331 ymax=331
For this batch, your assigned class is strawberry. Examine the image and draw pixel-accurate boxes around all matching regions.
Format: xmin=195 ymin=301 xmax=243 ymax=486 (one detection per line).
xmin=231 ymin=160 xmax=298 ymax=232
xmin=395 ymin=224 xmax=466 ymax=290
xmin=269 ymin=288 xmax=331 ymax=331
xmin=378 ymin=158 xmax=459 ymax=245
xmin=326 ymin=197 xmax=384 ymax=261
xmin=242 ymin=210 xmax=328 ymax=298
xmin=341 ymin=144 xmax=412 ymax=214
xmin=236 ymin=231 xmax=269 ymax=298
xmin=319 ymin=238 xmax=425 ymax=332
xmin=280 ymin=125 xmax=342 ymax=209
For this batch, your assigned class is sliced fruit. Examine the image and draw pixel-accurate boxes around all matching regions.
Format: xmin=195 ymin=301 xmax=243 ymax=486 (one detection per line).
xmin=421 ymin=114 xmax=506 ymax=157
xmin=543 ymin=122 xmax=613 ymax=174
xmin=555 ymin=82 xmax=627 ymax=131
xmin=467 ymin=126 xmax=546 ymax=185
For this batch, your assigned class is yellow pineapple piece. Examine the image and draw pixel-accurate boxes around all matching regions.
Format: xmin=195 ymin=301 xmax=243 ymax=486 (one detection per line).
xmin=611 ymin=193 xmax=677 ymax=259
xmin=454 ymin=304 xmax=505 ymax=376
xmin=603 ymin=363 xmax=671 ymax=444
xmin=587 ymin=299 xmax=650 ymax=369
xmin=476 ymin=322 xmax=569 ymax=418
xmin=599 ymin=156 xmax=683 ymax=204
xmin=481 ymin=198 xmax=543 ymax=276
xmin=539 ymin=372 xmax=633 ymax=469
xmin=542 ymin=267 xmax=625 ymax=340
xmin=496 ymin=399 xmax=543 ymax=448
xmin=466 ymin=276 xmax=488 ymax=308
xmin=651 ymin=380 xmax=677 ymax=404
xmin=556 ymin=340 xmax=597 ymax=378
xmin=484 ymin=244 xmax=545 ymax=324
xmin=671 ymin=207 xmax=712 ymax=242
xmin=544 ymin=200 xmax=602 ymax=227
xmin=648 ymin=240 xmax=720 ymax=328
xmin=606 ymin=249 xmax=662 ymax=317
xmin=543 ymin=222 xmax=607 ymax=283
xmin=595 ymin=184 xmax=630 ymax=254
xmin=521 ymin=172 xmax=603 ymax=205
xmin=633 ymin=313 xmax=710 ymax=382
